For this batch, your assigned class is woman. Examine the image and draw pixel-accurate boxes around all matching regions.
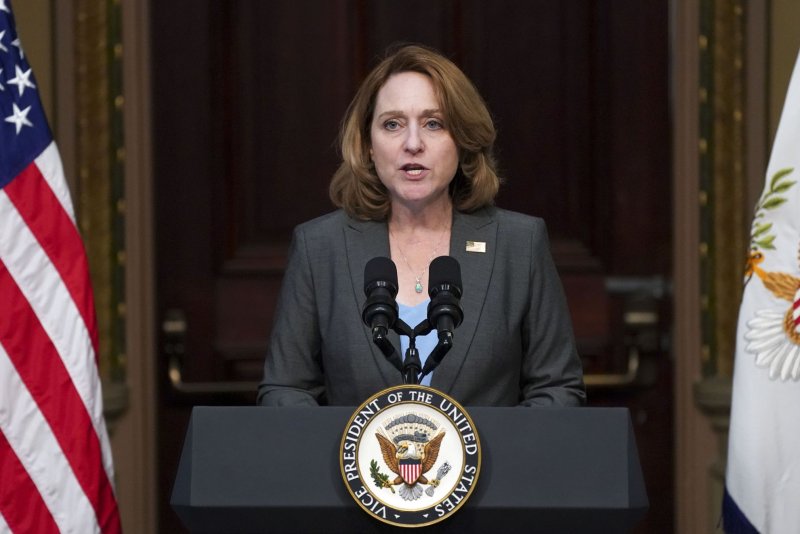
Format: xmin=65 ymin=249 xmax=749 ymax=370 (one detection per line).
xmin=257 ymin=44 xmax=585 ymax=407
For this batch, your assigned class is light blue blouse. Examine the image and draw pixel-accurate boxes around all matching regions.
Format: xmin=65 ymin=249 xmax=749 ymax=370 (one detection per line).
xmin=398 ymin=300 xmax=436 ymax=386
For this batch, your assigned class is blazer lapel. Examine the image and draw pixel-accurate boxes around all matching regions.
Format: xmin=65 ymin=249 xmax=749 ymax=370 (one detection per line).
xmin=431 ymin=208 xmax=497 ymax=392
xmin=343 ymin=217 xmax=401 ymax=387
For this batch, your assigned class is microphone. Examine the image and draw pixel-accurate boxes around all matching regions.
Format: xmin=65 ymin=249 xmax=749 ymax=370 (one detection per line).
xmin=426 ymin=256 xmax=464 ymax=342
xmin=362 ymin=257 xmax=401 ymax=369
xmin=419 ymin=256 xmax=464 ymax=380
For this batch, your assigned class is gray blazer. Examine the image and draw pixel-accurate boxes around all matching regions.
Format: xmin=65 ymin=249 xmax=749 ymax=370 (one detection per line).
xmin=257 ymin=207 xmax=585 ymax=407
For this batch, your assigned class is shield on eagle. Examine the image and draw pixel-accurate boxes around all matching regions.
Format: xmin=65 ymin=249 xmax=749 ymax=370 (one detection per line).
xmin=399 ymin=459 xmax=422 ymax=484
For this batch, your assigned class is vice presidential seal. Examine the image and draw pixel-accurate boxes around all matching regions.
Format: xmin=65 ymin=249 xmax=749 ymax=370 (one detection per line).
xmin=340 ymin=385 xmax=481 ymax=528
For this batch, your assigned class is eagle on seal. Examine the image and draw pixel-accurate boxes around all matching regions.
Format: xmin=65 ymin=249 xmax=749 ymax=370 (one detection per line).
xmin=375 ymin=430 xmax=445 ymax=487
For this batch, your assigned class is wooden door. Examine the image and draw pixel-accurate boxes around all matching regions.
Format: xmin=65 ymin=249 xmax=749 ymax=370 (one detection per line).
xmin=152 ymin=1 xmax=671 ymax=532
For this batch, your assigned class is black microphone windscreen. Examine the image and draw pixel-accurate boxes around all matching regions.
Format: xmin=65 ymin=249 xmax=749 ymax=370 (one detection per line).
xmin=364 ymin=257 xmax=398 ymax=295
xmin=428 ymin=256 xmax=462 ymax=293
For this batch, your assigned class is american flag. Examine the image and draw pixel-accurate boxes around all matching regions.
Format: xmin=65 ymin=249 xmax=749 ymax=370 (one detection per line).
xmin=0 ymin=1 xmax=122 ymax=532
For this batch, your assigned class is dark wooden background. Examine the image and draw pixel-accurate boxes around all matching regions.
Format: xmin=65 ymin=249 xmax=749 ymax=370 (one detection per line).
xmin=152 ymin=1 xmax=671 ymax=532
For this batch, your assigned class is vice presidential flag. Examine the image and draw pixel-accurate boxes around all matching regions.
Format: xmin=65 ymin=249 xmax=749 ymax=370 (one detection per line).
xmin=723 ymin=49 xmax=800 ymax=534
xmin=0 ymin=1 xmax=122 ymax=532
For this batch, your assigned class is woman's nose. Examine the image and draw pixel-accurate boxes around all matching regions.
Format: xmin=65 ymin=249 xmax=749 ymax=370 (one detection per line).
xmin=403 ymin=125 xmax=423 ymax=154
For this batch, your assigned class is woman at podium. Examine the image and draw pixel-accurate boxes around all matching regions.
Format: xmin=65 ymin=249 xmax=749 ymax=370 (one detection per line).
xmin=257 ymin=44 xmax=585 ymax=408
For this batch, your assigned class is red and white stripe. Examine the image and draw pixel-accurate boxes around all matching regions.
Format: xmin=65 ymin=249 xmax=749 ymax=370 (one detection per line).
xmin=399 ymin=461 xmax=421 ymax=484
xmin=0 ymin=142 xmax=121 ymax=533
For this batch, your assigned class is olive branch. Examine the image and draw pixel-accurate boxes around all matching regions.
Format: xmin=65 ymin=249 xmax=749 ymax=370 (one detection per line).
xmin=369 ymin=459 xmax=395 ymax=493
xmin=751 ymin=167 xmax=795 ymax=250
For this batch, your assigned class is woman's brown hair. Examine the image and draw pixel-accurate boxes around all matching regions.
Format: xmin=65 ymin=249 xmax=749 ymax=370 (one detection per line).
xmin=329 ymin=44 xmax=500 ymax=221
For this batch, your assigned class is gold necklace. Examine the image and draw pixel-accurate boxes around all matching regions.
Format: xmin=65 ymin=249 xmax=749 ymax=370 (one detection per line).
xmin=390 ymin=225 xmax=450 ymax=293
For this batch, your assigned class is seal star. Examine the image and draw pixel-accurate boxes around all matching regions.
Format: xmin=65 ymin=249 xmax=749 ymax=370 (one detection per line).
xmin=7 ymin=64 xmax=36 ymax=97
xmin=5 ymin=102 xmax=34 ymax=134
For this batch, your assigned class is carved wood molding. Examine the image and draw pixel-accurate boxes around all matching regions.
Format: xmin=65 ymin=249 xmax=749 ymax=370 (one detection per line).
xmin=75 ymin=0 xmax=129 ymax=426
xmin=698 ymin=0 xmax=749 ymax=378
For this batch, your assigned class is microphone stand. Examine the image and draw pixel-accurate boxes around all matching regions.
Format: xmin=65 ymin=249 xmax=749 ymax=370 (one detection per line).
xmin=402 ymin=338 xmax=422 ymax=385
xmin=370 ymin=318 xmax=455 ymax=385
xmin=391 ymin=318 xmax=421 ymax=385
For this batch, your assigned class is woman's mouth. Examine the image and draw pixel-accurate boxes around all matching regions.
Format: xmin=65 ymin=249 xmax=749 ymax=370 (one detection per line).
xmin=401 ymin=164 xmax=427 ymax=177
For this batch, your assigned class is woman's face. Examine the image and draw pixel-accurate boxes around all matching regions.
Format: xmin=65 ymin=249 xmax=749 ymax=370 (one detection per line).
xmin=369 ymin=71 xmax=459 ymax=211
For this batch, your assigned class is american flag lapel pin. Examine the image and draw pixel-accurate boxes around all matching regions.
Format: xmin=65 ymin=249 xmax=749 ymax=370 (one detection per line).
xmin=465 ymin=241 xmax=486 ymax=253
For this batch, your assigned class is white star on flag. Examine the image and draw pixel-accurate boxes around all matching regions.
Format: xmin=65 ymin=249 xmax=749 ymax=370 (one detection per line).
xmin=0 ymin=30 xmax=7 ymax=52
xmin=11 ymin=36 xmax=22 ymax=58
xmin=7 ymin=64 xmax=36 ymax=97
xmin=0 ymin=0 xmax=8 ymax=13
xmin=4 ymin=102 xmax=33 ymax=133
xmin=0 ymin=68 xmax=4 ymax=91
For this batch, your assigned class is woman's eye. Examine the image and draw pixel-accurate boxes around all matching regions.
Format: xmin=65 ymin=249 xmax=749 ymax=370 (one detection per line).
xmin=425 ymin=119 xmax=444 ymax=130
xmin=384 ymin=120 xmax=400 ymax=130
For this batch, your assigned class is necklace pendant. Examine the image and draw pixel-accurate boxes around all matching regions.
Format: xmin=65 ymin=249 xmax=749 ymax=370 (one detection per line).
xmin=415 ymin=278 xmax=423 ymax=293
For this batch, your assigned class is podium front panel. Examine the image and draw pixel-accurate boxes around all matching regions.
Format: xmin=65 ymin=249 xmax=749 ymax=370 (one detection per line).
xmin=172 ymin=406 xmax=647 ymax=533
